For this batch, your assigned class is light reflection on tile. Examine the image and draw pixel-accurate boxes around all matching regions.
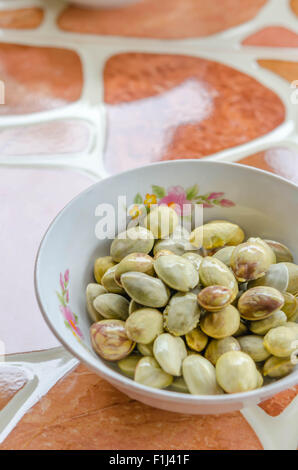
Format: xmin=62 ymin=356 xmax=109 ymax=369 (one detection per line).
xmin=104 ymin=53 xmax=285 ymax=174
xmin=0 ymin=8 xmax=44 ymax=29
xmin=58 ymin=0 xmax=267 ymax=39
xmin=238 ymin=147 xmax=298 ymax=184
xmin=0 ymin=367 xmax=28 ymax=411
xmin=243 ymin=27 xmax=298 ymax=47
xmin=0 ymin=120 xmax=90 ymax=157
xmin=0 ymin=168 xmax=94 ymax=354
xmin=0 ymin=44 xmax=82 ymax=115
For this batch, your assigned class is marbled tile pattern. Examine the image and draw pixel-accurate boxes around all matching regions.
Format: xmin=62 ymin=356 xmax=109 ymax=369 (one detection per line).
xmin=0 ymin=44 xmax=82 ymax=115
xmin=0 ymin=168 xmax=94 ymax=354
xmin=0 ymin=8 xmax=44 ymax=29
xmin=243 ymin=27 xmax=298 ymax=47
xmin=259 ymin=386 xmax=298 ymax=417
xmin=0 ymin=121 xmax=90 ymax=157
xmin=0 ymin=365 xmax=262 ymax=450
xmin=58 ymin=0 xmax=267 ymax=39
xmin=104 ymin=53 xmax=285 ymax=173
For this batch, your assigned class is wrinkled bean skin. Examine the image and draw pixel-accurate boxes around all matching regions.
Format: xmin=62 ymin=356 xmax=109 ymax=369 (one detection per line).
xmin=282 ymin=293 xmax=298 ymax=321
xmin=185 ymin=328 xmax=208 ymax=353
xmin=110 ymin=226 xmax=154 ymax=262
xmin=154 ymin=254 xmax=199 ymax=292
xmin=213 ymin=246 xmax=235 ymax=267
xmin=248 ymin=310 xmax=287 ymax=335
xmin=125 ymin=308 xmax=163 ymax=344
xmin=198 ymin=285 xmax=234 ymax=312
xmin=183 ymin=354 xmax=223 ymax=395
xmin=238 ymin=286 xmax=284 ymax=321
xmin=134 ymin=357 xmax=173 ymax=389
xmin=231 ymin=241 xmax=274 ymax=282
xmin=93 ymin=293 xmax=129 ymax=321
xmin=190 ymin=222 xmax=244 ymax=250
xmin=264 ymin=240 xmax=294 ymax=263
xmin=199 ymin=257 xmax=238 ymax=301
xmin=90 ymin=320 xmax=135 ymax=361
xmin=137 ymin=342 xmax=154 ymax=357
xmin=114 ymin=253 xmax=154 ymax=287
xmin=205 ymin=337 xmax=240 ymax=365
xmin=153 ymin=333 xmax=187 ymax=376
xmin=164 ymin=292 xmax=200 ymax=336
xmin=86 ymin=283 xmax=107 ymax=322
xmin=117 ymin=354 xmax=140 ymax=378
xmin=121 ymin=272 xmax=170 ymax=308
xmin=263 ymin=356 xmax=295 ymax=378
xmin=264 ymin=326 xmax=298 ymax=357
xmin=200 ymin=305 xmax=240 ymax=339
xmin=101 ymin=266 xmax=126 ymax=295
xmin=238 ymin=335 xmax=271 ymax=362
xmin=94 ymin=256 xmax=116 ymax=284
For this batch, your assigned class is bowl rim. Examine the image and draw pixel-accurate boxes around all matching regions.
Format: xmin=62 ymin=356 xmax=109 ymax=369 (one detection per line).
xmin=34 ymin=159 xmax=298 ymax=405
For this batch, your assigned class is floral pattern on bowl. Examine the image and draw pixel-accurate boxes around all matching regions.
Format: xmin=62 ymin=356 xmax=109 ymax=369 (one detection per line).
xmin=129 ymin=184 xmax=235 ymax=220
xmin=57 ymin=269 xmax=83 ymax=340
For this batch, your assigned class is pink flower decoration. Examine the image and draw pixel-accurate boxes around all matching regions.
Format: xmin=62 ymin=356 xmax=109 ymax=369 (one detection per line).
xmin=208 ymin=192 xmax=224 ymax=200
xmin=159 ymin=186 xmax=192 ymax=216
xmin=60 ymin=305 xmax=82 ymax=338
xmin=60 ymin=305 xmax=75 ymax=323
xmin=66 ymin=290 xmax=69 ymax=303
xmin=60 ymin=273 xmax=64 ymax=291
xmin=219 ymin=199 xmax=235 ymax=208
xmin=203 ymin=202 xmax=214 ymax=208
xmin=64 ymin=269 xmax=69 ymax=284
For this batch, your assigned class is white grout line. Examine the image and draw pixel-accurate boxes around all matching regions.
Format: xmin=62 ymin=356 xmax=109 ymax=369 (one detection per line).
xmin=0 ymin=347 xmax=78 ymax=444
xmin=241 ymin=393 xmax=298 ymax=450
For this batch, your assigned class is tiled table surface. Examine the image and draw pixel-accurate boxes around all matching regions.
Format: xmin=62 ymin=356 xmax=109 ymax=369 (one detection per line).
xmin=0 ymin=0 xmax=298 ymax=450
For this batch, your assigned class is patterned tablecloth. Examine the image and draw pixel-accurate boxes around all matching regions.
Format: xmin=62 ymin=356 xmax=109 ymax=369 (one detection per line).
xmin=0 ymin=0 xmax=298 ymax=450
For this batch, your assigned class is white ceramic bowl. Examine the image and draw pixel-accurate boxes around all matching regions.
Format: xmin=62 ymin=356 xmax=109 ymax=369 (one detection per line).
xmin=35 ymin=160 xmax=298 ymax=414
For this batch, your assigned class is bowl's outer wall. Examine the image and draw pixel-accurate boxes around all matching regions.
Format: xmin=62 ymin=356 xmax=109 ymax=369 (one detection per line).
xmin=36 ymin=161 xmax=298 ymax=413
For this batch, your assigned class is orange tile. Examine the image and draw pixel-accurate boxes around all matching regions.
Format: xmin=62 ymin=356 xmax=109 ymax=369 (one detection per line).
xmin=0 ymin=364 xmax=262 ymax=450
xmin=238 ymin=147 xmax=298 ymax=184
xmin=103 ymin=53 xmax=285 ymax=174
xmin=58 ymin=0 xmax=267 ymax=39
xmin=0 ymin=8 xmax=43 ymax=29
xmin=258 ymin=59 xmax=298 ymax=83
xmin=0 ymin=43 xmax=82 ymax=114
xmin=259 ymin=386 xmax=298 ymax=417
xmin=243 ymin=26 xmax=298 ymax=47
xmin=0 ymin=366 xmax=27 ymax=410
xmin=291 ymin=0 xmax=298 ymax=16
xmin=238 ymin=151 xmax=273 ymax=172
